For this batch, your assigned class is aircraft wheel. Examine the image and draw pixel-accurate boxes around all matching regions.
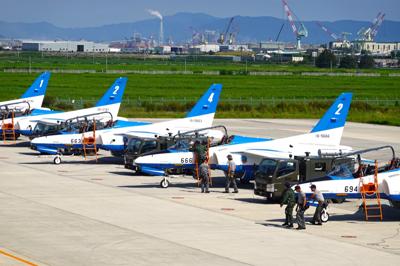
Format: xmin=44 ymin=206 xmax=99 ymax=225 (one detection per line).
xmin=321 ymin=210 xmax=329 ymax=223
xmin=160 ymin=178 xmax=169 ymax=188
xmin=53 ymin=156 xmax=61 ymax=165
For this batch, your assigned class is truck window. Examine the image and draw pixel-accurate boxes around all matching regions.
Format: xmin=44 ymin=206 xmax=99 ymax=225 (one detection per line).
xmin=314 ymin=162 xmax=326 ymax=172
xmin=259 ymin=159 xmax=277 ymax=176
xmin=127 ymin=138 xmax=142 ymax=153
xmin=277 ymin=161 xmax=296 ymax=177
xmin=142 ymin=141 xmax=157 ymax=153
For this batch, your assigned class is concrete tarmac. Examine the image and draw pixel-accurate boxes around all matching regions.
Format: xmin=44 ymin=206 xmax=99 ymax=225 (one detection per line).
xmin=0 ymin=119 xmax=399 ymax=266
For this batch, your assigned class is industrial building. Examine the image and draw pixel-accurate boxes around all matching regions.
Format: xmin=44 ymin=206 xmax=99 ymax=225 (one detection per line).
xmin=352 ymin=41 xmax=400 ymax=55
xmin=22 ymin=41 xmax=110 ymax=53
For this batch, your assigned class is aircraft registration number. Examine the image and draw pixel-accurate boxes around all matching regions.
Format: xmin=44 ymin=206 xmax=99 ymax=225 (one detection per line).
xmin=180 ymin=158 xmax=193 ymax=164
xmin=344 ymin=186 xmax=358 ymax=192
xmin=71 ymin=139 xmax=82 ymax=144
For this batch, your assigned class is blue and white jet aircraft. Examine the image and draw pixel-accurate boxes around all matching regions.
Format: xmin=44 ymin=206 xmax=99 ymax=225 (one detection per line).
xmin=30 ymin=84 xmax=222 ymax=160
xmin=295 ymin=153 xmax=400 ymax=209
xmin=133 ymin=93 xmax=353 ymax=187
xmin=1 ymin=72 xmax=51 ymax=136
xmin=17 ymin=77 xmax=128 ymax=137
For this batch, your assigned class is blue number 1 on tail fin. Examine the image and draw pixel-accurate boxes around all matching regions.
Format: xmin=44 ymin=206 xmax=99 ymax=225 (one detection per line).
xmin=21 ymin=72 xmax=51 ymax=99
xmin=186 ymin=83 xmax=222 ymax=118
xmin=311 ymin=92 xmax=353 ymax=133
xmin=95 ymin=77 xmax=127 ymax=107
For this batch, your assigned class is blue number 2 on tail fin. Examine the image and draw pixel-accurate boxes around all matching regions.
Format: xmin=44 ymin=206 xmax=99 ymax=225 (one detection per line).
xmin=95 ymin=77 xmax=127 ymax=107
xmin=311 ymin=92 xmax=353 ymax=133
xmin=21 ymin=72 xmax=51 ymax=99
xmin=186 ymin=83 xmax=222 ymax=118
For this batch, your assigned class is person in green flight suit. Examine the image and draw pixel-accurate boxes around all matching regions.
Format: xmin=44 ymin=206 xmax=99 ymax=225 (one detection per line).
xmin=280 ymin=182 xmax=295 ymax=228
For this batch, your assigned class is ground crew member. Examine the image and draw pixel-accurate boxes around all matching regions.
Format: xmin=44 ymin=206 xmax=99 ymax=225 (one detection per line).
xmin=199 ymin=160 xmax=210 ymax=193
xmin=194 ymin=140 xmax=207 ymax=164
xmin=225 ymin=154 xmax=238 ymax=193
xmin=310 ymin=184 xmax=324 ymax=225
xmin=280 ymin=182 xmax=295 ymax=228
xmin=295 ymin=185 xmax=306 ymax=230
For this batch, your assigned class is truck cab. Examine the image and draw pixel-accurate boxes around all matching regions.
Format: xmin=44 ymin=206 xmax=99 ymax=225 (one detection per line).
xmin=124 ymin=136 xmax=175 ymax=170
xmin=254 ymin=155 xmax=354 ymax=200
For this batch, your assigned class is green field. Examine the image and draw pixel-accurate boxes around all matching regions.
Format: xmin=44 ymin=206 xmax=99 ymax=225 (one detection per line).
xmin=0 ymin=52 xmax=399 ymax=126
xmin=0 ymin=72 xmax=399 ymax=126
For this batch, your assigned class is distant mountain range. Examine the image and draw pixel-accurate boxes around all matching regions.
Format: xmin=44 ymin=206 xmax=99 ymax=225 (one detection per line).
xmin=0 ymin=12 xmax=399 ymax=44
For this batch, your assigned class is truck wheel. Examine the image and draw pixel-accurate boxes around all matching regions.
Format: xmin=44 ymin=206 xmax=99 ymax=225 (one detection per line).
xmin=53 ymin=156 xmax=61 ymax=165
xmin=160 ymin=178 xmax=169 ymax=188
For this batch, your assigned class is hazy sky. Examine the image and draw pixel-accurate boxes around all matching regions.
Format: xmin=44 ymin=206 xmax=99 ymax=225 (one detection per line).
xmin=1 ymin=0 xmax=399 ymax=27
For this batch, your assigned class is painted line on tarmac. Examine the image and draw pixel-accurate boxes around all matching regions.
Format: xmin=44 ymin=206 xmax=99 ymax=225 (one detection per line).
xmin=0 ymin=249 xmax=38 ymax=266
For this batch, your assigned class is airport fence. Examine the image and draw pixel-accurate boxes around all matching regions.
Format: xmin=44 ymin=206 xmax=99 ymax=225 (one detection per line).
xmin=47 ymin=96 xmax=400 ymax=111
xmin=4 ymin=68 xmax=399 ymax=77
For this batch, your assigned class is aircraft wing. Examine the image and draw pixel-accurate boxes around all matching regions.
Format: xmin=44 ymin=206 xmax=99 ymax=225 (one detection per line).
xmin=115 ymin=131 xmax=160 ymax=140
xmin=238 ymin=149 xmax=291 ymax=159
xmin=213 ymin=148 xmax=290 ymax=166
xmin=28 ymin=117 xmax=67 ymax=124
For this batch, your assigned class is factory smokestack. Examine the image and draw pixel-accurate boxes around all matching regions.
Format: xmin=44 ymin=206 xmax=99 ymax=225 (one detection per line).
xmin=148 ymin=9 xmax=163 ymax=46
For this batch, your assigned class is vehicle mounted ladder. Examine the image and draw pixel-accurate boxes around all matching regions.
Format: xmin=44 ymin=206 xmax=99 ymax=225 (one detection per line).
xmin=359 ymin=160 xmax=383 ymax=221
xmin=1 ymin=111 xmax=16 ymax=144
xmin=82 ymin=119 xmax=98 ymax=162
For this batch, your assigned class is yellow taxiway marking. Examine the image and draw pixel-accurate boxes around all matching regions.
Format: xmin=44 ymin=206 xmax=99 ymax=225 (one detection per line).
xmin=0 ymin=249 xmax=38 ymax=266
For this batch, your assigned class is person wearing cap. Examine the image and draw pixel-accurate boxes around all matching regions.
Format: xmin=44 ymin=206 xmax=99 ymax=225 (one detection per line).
xmin=225 ymin=154 xmax=238 ymax=193
xmin=280 ymin=182 xmax=295 ymax=228
xmin=310 ymin=184 xmax=324 ymax=225
xmin=295 ymin=185 xmax=307 ymax=230
xmin=199 ymin=159 xmax=210 ymax=193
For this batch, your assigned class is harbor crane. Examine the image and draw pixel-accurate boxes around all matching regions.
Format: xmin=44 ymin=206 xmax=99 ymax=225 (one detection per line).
xmin=281 ymin=0 xmax=308 ymax=50
xmin=357 ymin=12 xmax=385 ymax=41
xmin=218 ymin=17 xmax=235 ymax=45
xmin=316 ymin=21 xmax=352 ymax=48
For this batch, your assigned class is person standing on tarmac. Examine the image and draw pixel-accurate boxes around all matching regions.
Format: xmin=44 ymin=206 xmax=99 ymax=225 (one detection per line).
xmin=280 ymin=182 xmax=295 ymax=228
xmin=225 ymin=154 xmax=238 ymax=193
xmin=295 ymin=185 xmax=307 ymax=230
xmin=310 ymin=184 xmax=324 ymax=225
xmin=199 ymin=160 xmax=210 ymax=193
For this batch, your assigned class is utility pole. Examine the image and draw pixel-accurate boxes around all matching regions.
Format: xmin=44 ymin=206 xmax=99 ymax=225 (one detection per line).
xmin=184 ymin=58 xmax=187 ymax=72
xmin=29 ymin=56 xmax=32 ymax=74
xmin=105 ymin=54 xmax=108 ymax=73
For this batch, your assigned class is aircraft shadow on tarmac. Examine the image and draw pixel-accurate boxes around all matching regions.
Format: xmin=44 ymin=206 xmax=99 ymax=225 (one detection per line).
xmin=118 ymin=182 xmax=199 ymax=189
xmin=0 ymin=141 xmax=30 ymax=147
xmin=19 ymin=152 xmax=41 ymax=156
xmin=19 ymin=156 xmax=122 ymax=165
xmin=262 ymin=205 xmax=400 ymax=223
xmin=234 ymin=198 xmax=272 ymax=204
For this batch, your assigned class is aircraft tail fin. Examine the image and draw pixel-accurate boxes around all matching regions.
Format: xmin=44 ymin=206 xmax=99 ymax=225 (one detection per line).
xmin=311 ymin=92 xmax=353 ymax=134
xmin=21 ymin=72 xmax=51 ymax=99
xmin=95 ymin=77 xmax=127 ymax=107
xmin=186 ymin=83 xmax=222 ymax=118
xmin=286 ymin=92 xmax=353 ymax=146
